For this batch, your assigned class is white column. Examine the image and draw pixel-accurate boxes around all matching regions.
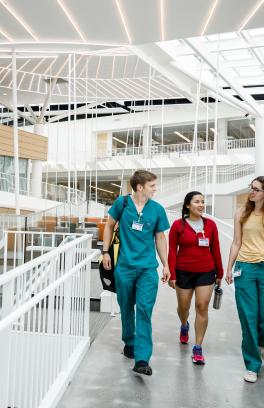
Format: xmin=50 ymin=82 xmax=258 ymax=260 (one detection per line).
xmin=32 ymin=123 xmax=45 ymax=198
xmin=255 ymin=117 xmax=264 ymax=175
xmin=106 ymin=132 xmax=112 ymax=157
xmin=12 ymin=51 xmax=20 ymax=215
xmin=143 ymin=125 xmax=151 ymax=158
xmin=121 ymin=178 xmax=128 ymax=195
xmin=217 ymin=119 xmax=227 ymax=154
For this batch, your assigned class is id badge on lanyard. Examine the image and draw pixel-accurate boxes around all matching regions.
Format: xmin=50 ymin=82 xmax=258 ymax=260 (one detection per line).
xmin=132 ymin=221 xmax=143 ymax=231
xmin=132 ymin=212 xmax=143 ymax=231
xmin=198 ymin=231 xmax=209 ymax=247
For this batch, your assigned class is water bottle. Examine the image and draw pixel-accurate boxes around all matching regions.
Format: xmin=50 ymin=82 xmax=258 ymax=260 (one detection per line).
xmin=213 ymin=285 xmax=223 ymax=310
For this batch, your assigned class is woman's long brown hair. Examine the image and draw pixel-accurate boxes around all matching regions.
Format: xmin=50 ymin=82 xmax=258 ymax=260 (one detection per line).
xmin=240 ymin=176 xmax=264 ymax=225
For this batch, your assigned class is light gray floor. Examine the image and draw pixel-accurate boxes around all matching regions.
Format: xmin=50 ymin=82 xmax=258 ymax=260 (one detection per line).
xmin=58 ymin=282 xmax=264 ymax=408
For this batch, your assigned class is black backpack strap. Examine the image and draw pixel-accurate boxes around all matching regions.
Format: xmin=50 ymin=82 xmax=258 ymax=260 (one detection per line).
xmin=118 ymin=194 xmax=128 ymax=221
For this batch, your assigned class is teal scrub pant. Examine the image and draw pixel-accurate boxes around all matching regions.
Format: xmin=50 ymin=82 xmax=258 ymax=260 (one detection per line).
xmin=234 ymin=261 xmax=264 ymax=373
xmin=115 ymin=265 xmax=159 ymax=363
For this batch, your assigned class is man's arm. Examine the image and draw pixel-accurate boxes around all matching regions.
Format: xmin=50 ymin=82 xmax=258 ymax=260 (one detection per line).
xmin=155 ymin=232 xmax=170 ymax=283
xmin=102 ymin=216 xmax=117 ymax=270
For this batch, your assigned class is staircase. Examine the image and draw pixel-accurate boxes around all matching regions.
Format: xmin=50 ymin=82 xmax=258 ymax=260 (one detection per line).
xmin=155 ymin=164 xmax=255 ymax=208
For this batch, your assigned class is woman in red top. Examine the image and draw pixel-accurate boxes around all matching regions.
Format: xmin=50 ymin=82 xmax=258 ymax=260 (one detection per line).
xmin=168 ymin=191 xmax=223 ymax=364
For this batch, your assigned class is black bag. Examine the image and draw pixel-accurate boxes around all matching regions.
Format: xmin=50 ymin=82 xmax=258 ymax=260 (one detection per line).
xmin=99 ymin=195 xmax=128 ymax=292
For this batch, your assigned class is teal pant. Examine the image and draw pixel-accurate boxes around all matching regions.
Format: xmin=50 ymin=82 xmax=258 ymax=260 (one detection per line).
xmin=234 ymin=261 xmax=264 ymax=373
xmin=115 ymin=265 xmax=159 ymax=363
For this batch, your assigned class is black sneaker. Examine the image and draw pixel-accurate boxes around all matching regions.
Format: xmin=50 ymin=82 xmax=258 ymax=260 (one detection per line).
xmin=133 ymin=360 xmax=152 ymax=376
xmin=123 ymin=345 xmax=134 ymax=359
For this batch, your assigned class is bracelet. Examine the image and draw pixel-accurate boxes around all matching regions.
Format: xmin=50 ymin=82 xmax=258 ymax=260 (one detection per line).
xmin=102 ymin=250 xmax=109 ymax=255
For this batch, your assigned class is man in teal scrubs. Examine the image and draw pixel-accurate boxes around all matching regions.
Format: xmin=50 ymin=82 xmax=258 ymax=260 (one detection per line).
xmin=102 ymin=170 xmax=170 ymax=375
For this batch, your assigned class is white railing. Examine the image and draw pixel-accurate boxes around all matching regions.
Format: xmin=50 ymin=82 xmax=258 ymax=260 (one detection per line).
xmin=206 ymin=214 xmax=234 ymax=275
xmin=0 ymin=201 xmax=88 ymax=236
xmin=0 ymin=172 xmax=86 ymax=204
xmin=110 ymin=138 xmax=255 ymax=158
xmin=0 ymin=234 xmax=100 ymax=408
xmin=157 ymin=164 xmax=255 ymax=197
xmin=1 ymin=230 xmax=84 ymax=274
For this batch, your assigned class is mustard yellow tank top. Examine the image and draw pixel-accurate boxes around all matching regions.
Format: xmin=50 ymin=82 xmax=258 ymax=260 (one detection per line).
xmin=237 ymin=212 xmax=264 ymax=263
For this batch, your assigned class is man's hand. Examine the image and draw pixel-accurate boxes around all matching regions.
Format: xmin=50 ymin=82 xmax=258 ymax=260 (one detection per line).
xmin=102 ymin=253 xmax=111 ymax=270
xmin=168 ymin=280 xmax=176 ymax=289
xmin=161 ymin=266 xmax=170 ymax=283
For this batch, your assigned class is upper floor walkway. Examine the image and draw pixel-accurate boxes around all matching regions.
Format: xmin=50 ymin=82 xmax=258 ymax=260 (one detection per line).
xmin=95 ymin=138 xmax=255 ymax=173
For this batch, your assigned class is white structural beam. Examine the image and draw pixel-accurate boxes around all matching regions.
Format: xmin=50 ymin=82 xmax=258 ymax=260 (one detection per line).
xmin=25 ymin=104 xmax=37 ymax=122
xmin=38 ymin=77 xmax=58 ymax=123
xmin=185 ymin=38 xmax=264 ymax=118
xmin=48 ymin=100 xmax=107 ymax=123
xmin=239 ymin=31 xmax=264 ymax=71
xmin=131 ymin=43 xmax=199 ymax=105
xmin=0 ymin=100 xmax=36 ymax=125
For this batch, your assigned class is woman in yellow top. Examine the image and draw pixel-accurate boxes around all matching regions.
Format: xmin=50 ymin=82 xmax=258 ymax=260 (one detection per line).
xmin=226 ymin=176 xmax=264 ymax=383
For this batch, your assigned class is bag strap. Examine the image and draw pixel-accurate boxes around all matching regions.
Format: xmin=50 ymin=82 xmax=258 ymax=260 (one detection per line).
xmin=113 ymin=194 xmax=129 ymax=232
xmin=119 ymin=194 xmax=128 ymax=220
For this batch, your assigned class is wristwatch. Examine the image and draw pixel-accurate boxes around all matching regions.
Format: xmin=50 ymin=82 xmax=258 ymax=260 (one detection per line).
xmin=102 ymin=250 xmax=109 ymax=255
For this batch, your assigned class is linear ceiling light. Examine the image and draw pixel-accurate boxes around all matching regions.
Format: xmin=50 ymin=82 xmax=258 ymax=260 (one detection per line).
xmin=111 ymin=182 xmax=121 ymax=188
xmin=239 ymin=0 xmax=264 ymax=31
xmin=90 ymin=185 xmax=115 ymax=194
xmin=249 ymin=123 xmax=255 ymax=131
xmin=160 ymin=0 xmax=165 ymax=41
xmin=113 ymin=136 xmax=127 ymax=145
xmin=174 ymin=131 xmax=191 ymax=143
xmin=57 ymin=0 xmax=87 ymax=42
xmin=0 ymin=27 xmax=13 ymax=41
xmin=0 ymin=0 xmax=38 ymax=40
xmin=200 ymin=0 xmax=219 ymax=36
xmin=210 ymin=127 xmax=215 ymax=133
xmin=115 ymin=0 xmax=132 ymax=44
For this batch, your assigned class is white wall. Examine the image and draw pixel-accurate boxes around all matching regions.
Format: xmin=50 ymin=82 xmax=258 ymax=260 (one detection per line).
xmin=0 ymin=191 xmax=62 ymax=212
xmin=24 ymin=103 xmax=244 ymax=172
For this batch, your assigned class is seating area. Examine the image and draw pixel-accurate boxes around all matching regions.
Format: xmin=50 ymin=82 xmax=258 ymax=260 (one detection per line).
xmin=28 ymin=215 xmax=108 ymax=243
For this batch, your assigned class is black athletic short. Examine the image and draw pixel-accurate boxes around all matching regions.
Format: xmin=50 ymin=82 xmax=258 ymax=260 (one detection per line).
xmin=176 ymin=269 xmax=216 ymax=289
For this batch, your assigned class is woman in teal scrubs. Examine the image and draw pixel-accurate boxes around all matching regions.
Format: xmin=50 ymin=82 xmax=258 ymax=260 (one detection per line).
xmin=226 ymin=176 xmax=264 ymax=383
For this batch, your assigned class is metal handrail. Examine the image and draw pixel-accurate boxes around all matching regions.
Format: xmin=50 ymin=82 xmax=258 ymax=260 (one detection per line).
xmin=110 ymin=138 xmax=255 ymax=158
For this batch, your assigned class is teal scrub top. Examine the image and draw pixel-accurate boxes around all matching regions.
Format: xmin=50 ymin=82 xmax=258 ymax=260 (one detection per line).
xmin=108 ymin=195 xmax=170 ymax=269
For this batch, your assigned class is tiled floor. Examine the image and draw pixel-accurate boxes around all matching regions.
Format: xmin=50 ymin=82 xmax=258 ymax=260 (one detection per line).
xmin=58 ymin=281 xmax=264 ymax=408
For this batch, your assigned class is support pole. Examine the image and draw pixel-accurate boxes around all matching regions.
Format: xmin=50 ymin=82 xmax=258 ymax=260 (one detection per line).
xmin=12 ymin=51 xmax=20 ymax=215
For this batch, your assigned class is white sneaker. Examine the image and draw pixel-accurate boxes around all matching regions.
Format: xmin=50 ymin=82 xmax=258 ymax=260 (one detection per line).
xmin=259 ymin=346 xmax=264 ymax=360
xmin=244 ymin=371 xmax=257 ymax=383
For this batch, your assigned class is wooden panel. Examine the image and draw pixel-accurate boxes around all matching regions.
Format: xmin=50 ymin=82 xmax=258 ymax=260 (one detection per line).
xmin=0 ymin=207 xmax=34 ymax=215
xmin=0 ymin=124 xmax=48 ymax=160
xmin=97 ymin=133 xmax=108 ymax=157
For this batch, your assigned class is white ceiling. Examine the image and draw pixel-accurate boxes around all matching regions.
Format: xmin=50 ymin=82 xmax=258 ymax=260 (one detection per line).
xmin=1 ymin=0 xmax=264 ymax=118
xmin=0 ymin=0 xmax=264 ymax=46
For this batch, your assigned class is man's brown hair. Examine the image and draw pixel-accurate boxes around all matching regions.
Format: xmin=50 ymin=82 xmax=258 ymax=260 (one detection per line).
xmin=130 ymin=170 xmax=157 ymax=192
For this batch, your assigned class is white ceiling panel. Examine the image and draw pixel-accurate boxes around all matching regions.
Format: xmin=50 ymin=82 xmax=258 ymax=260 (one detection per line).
xmin=64 ymin=0 xmax=128 ymax=44
xmin=9 ymin=0 xmax=81 ymax=41
xmin=206 ymin=0 xmax=262 ymax=34
xmin=165 ymin=0 xmax=212 ymax=40
xmin=0 ymin=2 xmax=33 ymax=41
xmin=122 ymin=0 xmax=161 ymax=44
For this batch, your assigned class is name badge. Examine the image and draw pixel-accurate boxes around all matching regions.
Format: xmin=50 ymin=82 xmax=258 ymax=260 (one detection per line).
xmin=198 ymin=237 xmax=209 ymax=247
xmin=132 ymin=221 xmax=143 ymax=231
xmin=233 ymin=269 xmax=242 ymax=278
